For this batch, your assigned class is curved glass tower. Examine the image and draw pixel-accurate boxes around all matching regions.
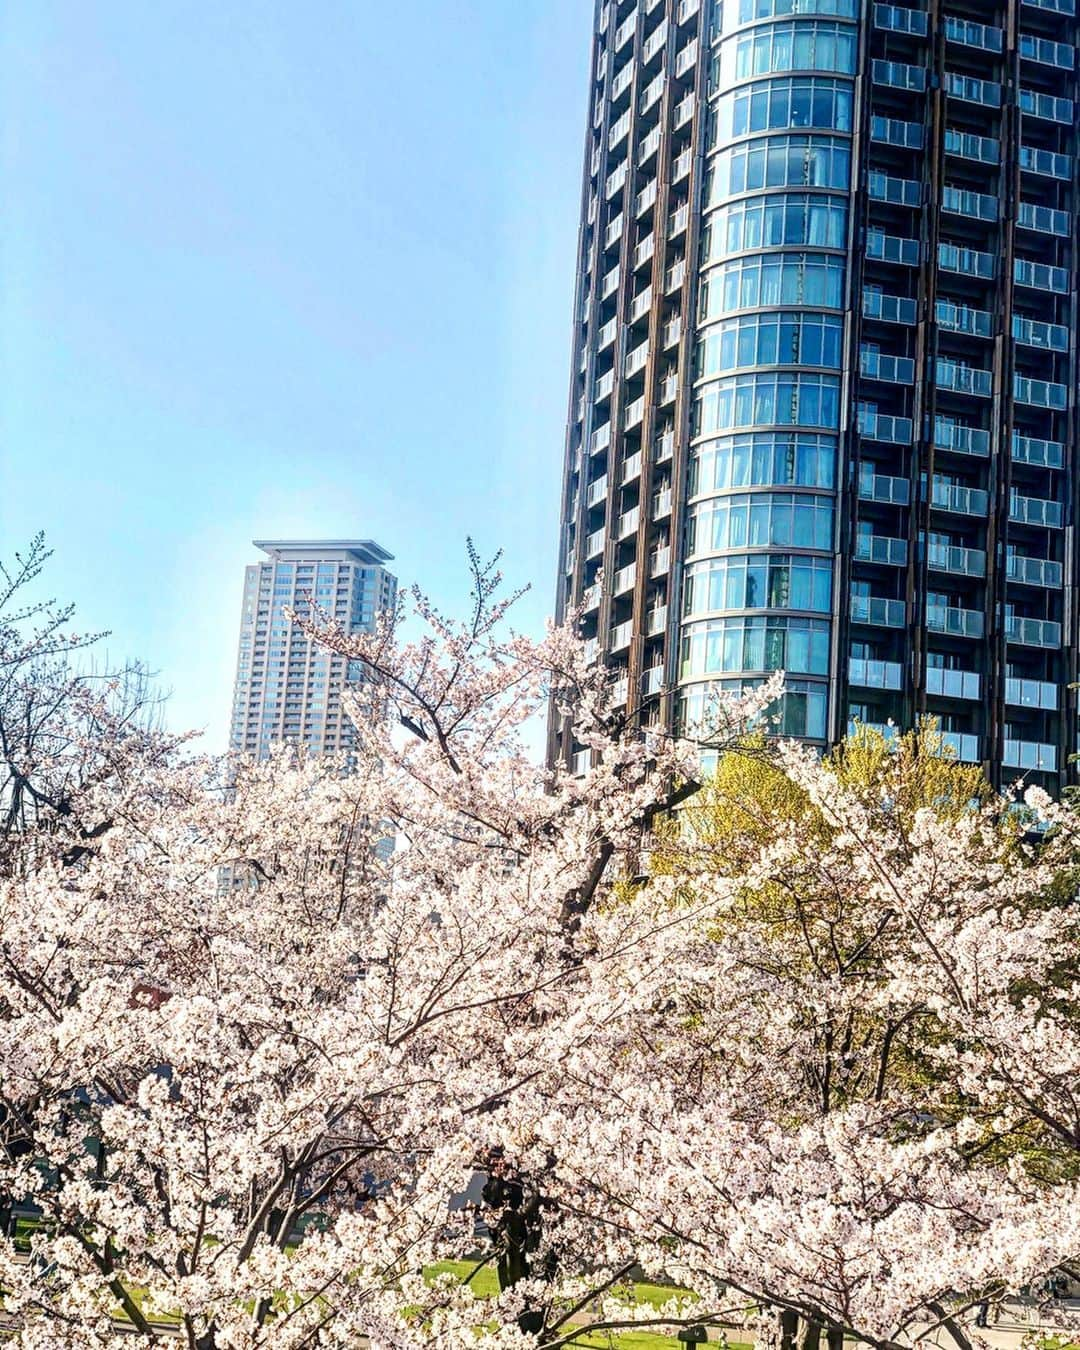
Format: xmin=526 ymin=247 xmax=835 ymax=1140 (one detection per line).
xmin=552 ymin=0 xmax=1080 ymax=792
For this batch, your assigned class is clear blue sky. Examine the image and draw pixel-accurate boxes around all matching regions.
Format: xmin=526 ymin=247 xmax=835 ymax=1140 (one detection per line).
xmin=0 ymin=2 xmax=590 ymax=749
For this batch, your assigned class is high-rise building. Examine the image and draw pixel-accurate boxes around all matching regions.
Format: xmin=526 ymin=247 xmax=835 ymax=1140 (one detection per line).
xmin=552 ymin=0 xmax=1079 ymax=789
xmin=229 ymin=540 xmax=396 ymax=760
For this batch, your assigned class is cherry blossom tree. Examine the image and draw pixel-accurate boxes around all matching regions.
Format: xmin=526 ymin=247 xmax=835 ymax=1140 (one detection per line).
xmin=0 ymin=543 xmax=1077 ymax=1350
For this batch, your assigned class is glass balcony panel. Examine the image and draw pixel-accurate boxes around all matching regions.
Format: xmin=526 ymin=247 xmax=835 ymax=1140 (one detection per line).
xmin=863 ymin=290 xmax=917 ymax=325
xmin=942 ymin=186 xmax=998 ymax=220
xmin=859 ymin=470 xmax=910 ymax=505
xmin=937 ymin=360 xmax=993 ymax=397
xmin=849 ymin=657 xmax=904 ymax=690
xmin=1010 ymin=491 xmax=1063 ymax=527
xmin=943 ymin=130 xmax=1000 ymax=164
xmin=857 ymin=408 xmax=913 ymax=444
xmin=1014 ymin=375 xmax=1067 ymax=409
xmin=856 ymin=534 xmax=909 ymax=566
xmin=1005 ymin=615 xmax=1061 ymax=647
xmin=1003 ymin=739 xmax=1058 ymax=771
xmin=860 ymin=349 xmax=916 ymax=383
xmin=1014 ymin=257 xmax=1069 ymax=293
xmin=1022 ymin=0 xmax=1075 ymax=15
xmin=928 ymin=542 xmax=986 ymax=577
xmin=1018 ymin=201 xmax=1070 ymax=235
xmin=869 ymin=171 xmax=921 ymax=207
xmin=1005 ymin=677 xmax=1058 ymax=710
xmin=926 ymin=603 xmax=984 ymax=638
xmin=934 ymin=421 xmax=990 ymax=458
xmin=1019 ymin=87 xmax=1073 ymax=123
xmin=867 ymin=229 xmax=920 ymax=266
xmin=874 ymin=4 xmax=929 ymax=34
xmin=1007 ymin=555 xmax=1063 ymax=588
xmin=1019 ymin=145 xmax=1072 ymax=179
xmin=1013 ymin=316 xmax=1069 ymax=351
xmin=871 ymin=117 xmax=924 ymax=150
xmin=941 ymin=731 xmax=982 ymax=762
xmin=939 ymin=243 xmax=995 ymax=278
xmin=944 ymin=72 xmax=1002 ymax=107
xmin=931 ymin=480 xmax=988 ymax=516
xmin=1012 ymin=433 xmax=1064 ymax=469
xmin=851 ymin=595 xmax=906 ymax=628
xmin=937 ymin=301 xmax=992 ymax=338
xmin=1019 ymin=33 xmax=1074 ymax=68
xmin=926 ymin=666 xmax=981 ymax=700
xmin=944 ymin=17 xmax=1003 ymax=51
xmin=872 ymin=59 xmax=927 ymax=91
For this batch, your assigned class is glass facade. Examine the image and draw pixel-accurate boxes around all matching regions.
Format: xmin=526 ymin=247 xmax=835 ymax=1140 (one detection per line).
xmin=553 ymin=0 xmax=1080 ymax=790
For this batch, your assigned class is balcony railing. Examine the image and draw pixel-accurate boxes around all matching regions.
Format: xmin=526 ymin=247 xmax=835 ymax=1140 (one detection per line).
xmin=926 ymin=667 xmax=981 ymax=700
xmin=856 ymin=534 xmax=909 ymax=566
xmin=861 ymin=349 xmax=916 ymax=384
xmin=942 ymin=186 xmax=997 ymax=221
xmin=863 ymin=290 xmax=917 ymax=325
xmin=945 ymin=72 xmax=1002 ymax=106
xmin=1012 ymin=433 xmax=1063 ymax=469
xmin=941 ymin=732 xmax=981 ymax=763
xmin=869 ymin=171 xmax=921 ymax=207
xmin=610 ymin=619 xmax=633 ymax=651
xmin=622 ymin=449 xmax=642 ymax=483
xmin=927 ymin=542 xmax=986 ymax=577
xmin=939 ymin=242 xmax=995 ymax=278
xmin=1005 ymin=615 xmax=1061 ymax=648
xmin=937 ymin=360 xmax=993 ymax=397
xmin=944 ymin=16 xmax=1003 ymax=51
xmin=871 ymin=117 xmax=924 ymax=150
xmin=858 ymin=408 xmax=913 ymax=444
xmin=1019 ymin=33 xmax=1074 ymax=67
xmin=943 ymin=130 xmax=1000 ymax=164
xmin=926 ymin=602 xmax=984 ymax=638
xmin=613 ymin=563 xmax=637 ymax=596
xmin=1011 ymin=492 xmax=1063 ymax=528
xmin=1018 ymin=201 xmax=1070 ymax=236
xmin=872 ymin=58 xmax=927 ymax=90
xmin=586 ymin=528 xmax=606 ymax=559
xmin=849 ymin=657 xmax=904 ymax=690
xmin=1003 ymin=739 xmax=1058 ymax=772
xmin=1007 ymin=554 xmax=1062 ymax=588
xmin=874 ymin=4 xmax=928 ymax=35
xmin=647 ymin=604 xmax=668 ymax=636
xmin=934 ymin=421 xmax=990 ymax=458
xmin=1019 ymin=145 xmax=1072 ymax=180
xmin=1018 ymin=87 xmax=1073 ymax=122
xmin=1013 ymin=315 xmax=1069 ymax=351
xmin=1014 ymin=257 xmax=1069 ymax=294
xmin=867 ymin=230 xmax=920 ymax=266
xmin=586 ymin=475 xmax=608 ymax=508
xmin=860 ymin=470 xmax=909 ymax=505
xmin=931 ymin=480 xmax=988 ymax=517
xmin=851 ymin=595 xmax=906 ymax=628
xmin=1005 ymin=677 xmax=1058 ymax=710
xmin=618 ymin=506 xmax=640 ymax=539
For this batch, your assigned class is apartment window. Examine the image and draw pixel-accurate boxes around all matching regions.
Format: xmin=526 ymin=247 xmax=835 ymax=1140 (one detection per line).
xmin=680 ymin=615 xmax=832 ymax=678
xmin=717 ymin=22 xmax=858 ymax=83
xmin=697 ymin=312 xmax=844 ymax=375
xmin=687 ymin=492 xmax=835 ymax=552
xmin=694 ymin=372 xmax=841 ymax=435
xmin=683 ymin=554 xmax=834 ymax=615
xmin=690 ymin=433 xmax=836 ymax=493
xmin=712 ymin=77 xmax=854 ymax=143
xmin=706 ymin=134 xmax=850 ymax=201
xmin=701 ymin=253 xmax=846 ymax=317
xmin=704 ymin=193 xmax=847 ymax=257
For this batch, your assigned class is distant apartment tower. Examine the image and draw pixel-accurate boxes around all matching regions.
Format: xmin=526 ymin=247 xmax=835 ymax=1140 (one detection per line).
xmin=229 ymin=540 xmax=396 ymax=759
xmin=552 ymin=0 xmax=1080 ymax=790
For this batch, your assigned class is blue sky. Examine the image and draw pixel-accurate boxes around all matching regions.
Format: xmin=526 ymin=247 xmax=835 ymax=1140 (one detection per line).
xmin=0 ymin=2 xmax=590 ymax=748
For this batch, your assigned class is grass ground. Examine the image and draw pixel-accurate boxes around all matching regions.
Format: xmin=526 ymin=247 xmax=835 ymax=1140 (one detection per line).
xmin=425 ymin=1261 xmax=749 ymax=1349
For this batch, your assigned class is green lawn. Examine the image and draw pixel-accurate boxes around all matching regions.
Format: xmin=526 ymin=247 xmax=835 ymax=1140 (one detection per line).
xmin=424 ymin=1262 xmax=746 ymax=1349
